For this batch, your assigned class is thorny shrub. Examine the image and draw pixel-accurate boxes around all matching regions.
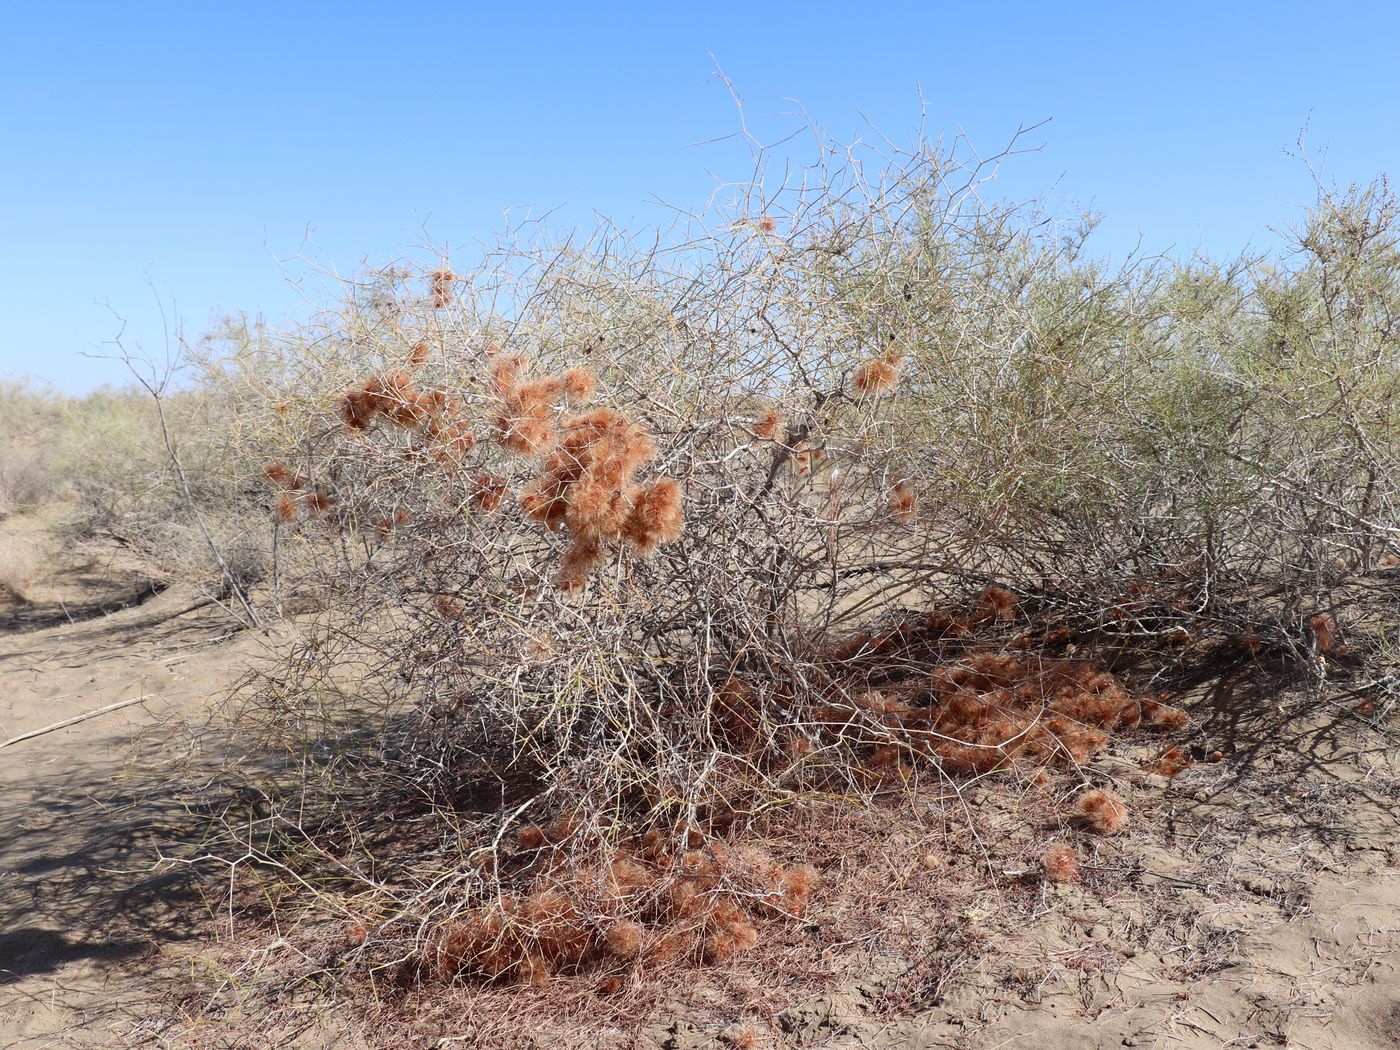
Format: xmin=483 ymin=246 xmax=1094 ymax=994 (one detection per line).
xmin=191 ymin=126 xmax=1399 ymax=996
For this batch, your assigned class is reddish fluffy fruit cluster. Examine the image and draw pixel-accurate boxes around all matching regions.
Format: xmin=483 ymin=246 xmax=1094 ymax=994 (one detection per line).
xmin=330 ymin=350 xmax=679 ymax=586
xmin=1144 ymin=745 xmax=1191 ymax=776
xmin=423 ymin=829 xmax=815 ymax=987
xmin=752 ymin=407 xmax=783 ymax=442
xmin=490 ymin=353 xmax=598 ymax=456
xmin=262 ymin=461 xmax=334 ymax=523
xmin=852 ymin=348 xmax=902 ymax=397
xmin=711 ymin=586 xmax=1189 ymax=783
xmin=339 ymin=370 xmax=471 ymax=442
xmin=1041 ymin=843 xmax=1079 ymax=882
xmin=1308 ymin=612 xmax=1344 ymax=656
xmin=430 ymin=267 xmax=456 ymax=309
xmin=337 ymin=370 xmax=490 ymax=474
xmin=1074 ymin=788 xmax=1129 ymax=834
xmin=516 ymin=406 xmax=684 ymax=589
xmin=889 ymin=479 xmax=918 ymax=522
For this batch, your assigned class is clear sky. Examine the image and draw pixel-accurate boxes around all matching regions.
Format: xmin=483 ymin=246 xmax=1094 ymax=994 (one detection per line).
xmin=2 ymin=2 xmax=1397 ymax=392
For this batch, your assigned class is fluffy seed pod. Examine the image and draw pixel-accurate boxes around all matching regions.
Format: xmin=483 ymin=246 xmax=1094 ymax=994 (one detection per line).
xmin=1041 ymin=843 xmax=1078 ymax=882
xmin=752 ymin=408 xmax=782 ymax=442
xmin=622 ymin=479 xmax=684 ymax=555
xmin=562 ymin=368 xmax=597 ymax=403
xmin=340 ymin=389 xmax=376 ymax=430
xmin=889 ymin=479 xmax=918 ymax=522
xmin=556 ymin=535 xmax=604 ymax=591
xmin=1309 ymin=613 xmax=1342 ymax=655
xmin=852 ymin=352 xmax=899 ymax=396
xmin=974 ymin=584 xmax=1019 ymax=621
xmin=430 ymin=267 xmax=456 ymax=308
xmin=471 ymin=474 xmax=507 ymax=514
xmin=604 ymin=920 xmax=644 ymax=958
xmin=1074 ymin=789 xmax=1128 ymax=834
xmin=1139 ymin=699 xmax=1190 ymax=731
xmin=1145 ymin=745 xmax=1191 ymax=777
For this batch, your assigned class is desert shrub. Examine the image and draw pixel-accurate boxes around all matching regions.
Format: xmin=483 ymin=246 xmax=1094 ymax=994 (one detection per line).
xmin=0 ymin=380 xmax=65 ymax=516
xmin=0 ymin=365 xmax=272 ymax=602
xmin=192 ymin=127 xmax=1397 ymax=997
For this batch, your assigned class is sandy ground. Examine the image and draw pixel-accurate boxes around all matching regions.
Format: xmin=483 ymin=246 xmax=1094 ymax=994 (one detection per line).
xmin=2 ymin=508 xmax=1398 ymax=1048
xmin=0 ymin=512 xmax=256 ymax=1047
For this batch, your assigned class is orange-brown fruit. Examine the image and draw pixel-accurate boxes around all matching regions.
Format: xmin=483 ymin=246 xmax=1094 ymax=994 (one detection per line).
xmin=852 ymin=355 xmax=899 ymax=396
xmin=889 ymin=479 xmax=918 ymax=523
xmin=409 ymin=339 xmax=431 ymax=366
xmin=556 ymin=535 xmax=604 ymax=591
xmin=705 ymin=908 xmax=759 ymax=962
xmin=304 ymin=491 xmax=333 ymax=515
xmin=1074 ymin=788 xmax=1128 ymax=834
xmin=471 ymin=474 xmax=507 ymax=514
xmin=604 ymin=856 xmax=653 ymax=899
xmin=340 ymin=388 xmax=376 ymax=430
xmin=1042 ymin=843 xmax=1078 ymax=883
xmin=779 ymin=864 xmax=818 ymax=915
xmin=500 ymin=412 xmax=557 ymax=457
xmin=430 ymin=266 xmax=456 ymax=309
xmin=562 ymin=368 xmax=597 ymax=403
xmin=752 ymin=408 xmax=782 ymax=442
xmin=273 ymin=494 xmax=298 ymax=523
xmin=974 ymin=584 xmax=1019 ymax=621
xmin=1139 ymin=699 xmax=1190 ymax=731
xmin=664 ymin=877 xmax=705 ymax=919
xmin=514 ymin=376 xmax=565 ymax=411
xmin=604 ymin=920 xmax=644 ymax=958
xmin=264 ymin=461 xmax=292 ymax=486
xmin=516 ymin=825 xmax=546 ymax=850
xmin=622 ymin=479 xmax=684 ymax=555
xmin=1145 ymin=745 xmax=1191 ymax=777
xmin=1309 ymin=613 xmax=1343 ymax=655
xmin=489 ymin=353 xmax=527 ymax=397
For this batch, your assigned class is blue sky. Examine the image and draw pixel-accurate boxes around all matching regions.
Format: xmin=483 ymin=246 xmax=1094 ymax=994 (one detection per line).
xmin=2 ymin=2 xmax=1397 ymax=392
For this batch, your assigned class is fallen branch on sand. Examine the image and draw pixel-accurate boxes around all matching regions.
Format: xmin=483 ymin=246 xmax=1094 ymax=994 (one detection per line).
xmin=0 ymin=693 xmax=156 ymax=749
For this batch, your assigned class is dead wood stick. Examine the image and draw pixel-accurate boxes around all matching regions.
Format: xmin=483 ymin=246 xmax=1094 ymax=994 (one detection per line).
xmin=0 ymin=693 xmax=156 ymax=749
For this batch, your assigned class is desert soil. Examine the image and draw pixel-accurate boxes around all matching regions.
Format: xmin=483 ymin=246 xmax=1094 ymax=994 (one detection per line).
xmin=2 ymin=508 xmax=1398 ymax=1049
